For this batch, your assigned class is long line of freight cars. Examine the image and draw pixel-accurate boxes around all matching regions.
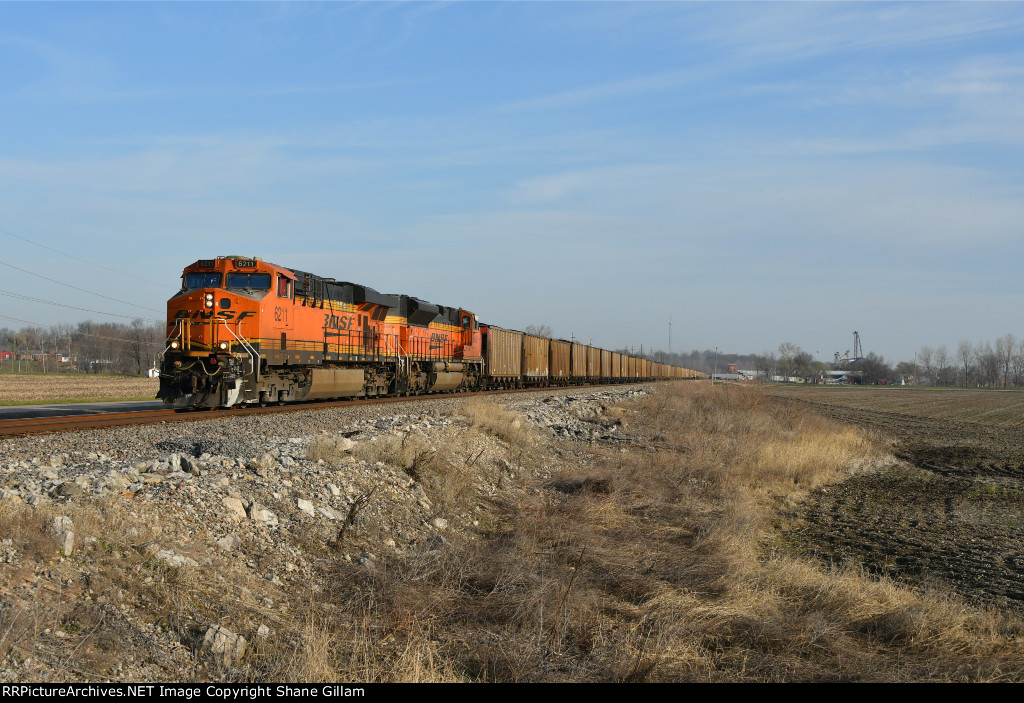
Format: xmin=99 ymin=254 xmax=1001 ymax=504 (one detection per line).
xmin=482 ymin=326 xmax=702 ymax=388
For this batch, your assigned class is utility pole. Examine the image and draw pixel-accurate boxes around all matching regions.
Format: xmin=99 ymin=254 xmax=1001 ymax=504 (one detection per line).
xmin=668 ymin=314 xmax=673 ymax=357
xmin=713 ymin=346 xmax=718 ymax=384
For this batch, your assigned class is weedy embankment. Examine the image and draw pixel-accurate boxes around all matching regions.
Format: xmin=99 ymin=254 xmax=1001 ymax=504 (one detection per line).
xmin=2 ymin=383 xmax=1022 ymax=681
xmin=292 ymin=382 xmax=1024 ymax=682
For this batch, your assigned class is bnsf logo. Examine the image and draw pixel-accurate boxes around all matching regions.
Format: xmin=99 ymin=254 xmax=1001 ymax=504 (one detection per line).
xmin=324 ymin=313 xmax=356 ymax=331
xmin=173 ymin=310 xmax=256 ymax=321
xmin=429 ymin=333 xmax=448 ymax=350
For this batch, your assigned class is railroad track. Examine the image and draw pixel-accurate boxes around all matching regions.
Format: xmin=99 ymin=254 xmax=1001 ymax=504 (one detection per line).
xmin=0 ymin=383 xmax=647 ymax=438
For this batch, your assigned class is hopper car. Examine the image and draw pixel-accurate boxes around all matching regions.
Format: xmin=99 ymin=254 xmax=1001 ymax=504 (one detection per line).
xmin=157 ymin=256 xmax=701 ymax=409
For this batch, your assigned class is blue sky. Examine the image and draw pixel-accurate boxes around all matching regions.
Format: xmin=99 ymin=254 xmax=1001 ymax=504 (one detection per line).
xmin=1 ymin=1 xmax=1023 ymax=362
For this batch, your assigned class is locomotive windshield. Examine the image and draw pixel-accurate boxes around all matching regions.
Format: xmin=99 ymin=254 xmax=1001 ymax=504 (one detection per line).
xmin=227 ymin=273 xmax=272 ymax=289
xmin=184 ymin=272 xmax=222 ymax=289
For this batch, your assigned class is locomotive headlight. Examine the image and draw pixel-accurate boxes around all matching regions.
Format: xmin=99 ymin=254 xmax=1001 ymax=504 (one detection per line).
xmin=170 ymin=341 xmax=180 ymax=349
xmin=219 ymin=342 xmax=229 ymax=350
xmin=205 ymin=292 xmax=214 ymax=308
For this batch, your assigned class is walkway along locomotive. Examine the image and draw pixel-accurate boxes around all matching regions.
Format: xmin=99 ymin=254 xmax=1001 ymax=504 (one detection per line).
xmin=157 ymin=256 xmax=700 ymax=409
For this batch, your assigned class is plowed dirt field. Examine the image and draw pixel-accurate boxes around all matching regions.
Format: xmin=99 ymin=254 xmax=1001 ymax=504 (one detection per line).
xmin=0 ymin=374 xmax=157 ymax=403
xmin=770 ymin=387 xmax=1024 ymax=613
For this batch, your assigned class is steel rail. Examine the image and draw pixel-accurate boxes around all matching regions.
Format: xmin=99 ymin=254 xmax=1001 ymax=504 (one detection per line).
xmin=0 ymin=382 xmax=659 ymax=438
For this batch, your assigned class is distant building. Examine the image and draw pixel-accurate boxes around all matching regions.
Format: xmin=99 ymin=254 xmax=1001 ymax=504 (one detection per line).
xmin=712 ymin=370 xmax=758 ymax=382
xmin=825 ymin=370 xmax=853 ymax=384
xmin=0 ymin=350 xmax=12 ymax=360
xmin=712 ymin=373 xmax=746 ymax=381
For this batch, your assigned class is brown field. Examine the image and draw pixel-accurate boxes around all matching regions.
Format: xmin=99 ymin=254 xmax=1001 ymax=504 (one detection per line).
xmin=0 ymin=374 xmax=158 ymax=404
xmin=768 ymin=384 xmax=1024 ymax=616
xmin=769 ymin=385 xmax=1024 ymax=427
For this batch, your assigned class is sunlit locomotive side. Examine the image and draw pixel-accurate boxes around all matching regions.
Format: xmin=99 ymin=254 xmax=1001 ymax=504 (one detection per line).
xmin=158 ymin=256 xmax=483 ymax=409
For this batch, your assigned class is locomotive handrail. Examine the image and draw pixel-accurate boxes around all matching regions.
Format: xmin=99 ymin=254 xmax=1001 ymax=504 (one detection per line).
xmin=219 ymin=319 xmax=260 ymax=382
xmin=398 ymin=339 xmax=409 ymax=379
xmin=159 ymin=319 xmax=188 ymax=364
xmin=381 ymin=334 xmax=409 ymax=379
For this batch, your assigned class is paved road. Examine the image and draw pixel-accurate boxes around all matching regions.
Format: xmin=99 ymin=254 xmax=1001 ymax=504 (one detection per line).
xmin=0 ymin=400 xmax=164 ymax=421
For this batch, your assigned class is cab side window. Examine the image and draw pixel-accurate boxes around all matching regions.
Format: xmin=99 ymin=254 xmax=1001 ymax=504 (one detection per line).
xmin=277 ymin=276 xmax=293 ymax=298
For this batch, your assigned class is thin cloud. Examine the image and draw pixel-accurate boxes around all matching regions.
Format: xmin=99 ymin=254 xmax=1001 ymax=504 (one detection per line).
xmin=499 ymin=66 xmax=710 ymax=113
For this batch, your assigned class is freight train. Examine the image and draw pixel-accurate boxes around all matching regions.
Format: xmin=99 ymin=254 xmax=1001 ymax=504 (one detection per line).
xmin=157 ymin=256 xmax=701 ymax=409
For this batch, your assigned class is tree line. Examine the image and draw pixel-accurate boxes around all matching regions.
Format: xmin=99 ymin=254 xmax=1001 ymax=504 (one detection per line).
xmin=0 ymin=319 xmax=165 ymax=376
xmin=915 ymin=335 xmax=1024 ymax=388
xmin=687 ymin=334 xmax=1024 ymax=387
xmin=6 ymin=317 xmax=1023 ymax=388
xmin=633 ymin=334 xmax=1024 ymax=388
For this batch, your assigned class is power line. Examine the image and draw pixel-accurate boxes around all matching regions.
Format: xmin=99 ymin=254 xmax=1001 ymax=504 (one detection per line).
xmin=0 ymin=226 xmax=165 ymax=289
xmin=0 ymin=314 xmax=166 ymax=339
xmin=0 ymin=288 xmax=162 ymax=322
xmin=0 ymin=259 xmax=162 ymax=313
xmin=0 ymin=315 xmax=164 ymax=356
xmin=78 ymin=333 xmax=164 ymax=346
xmin=0 ymin=313 xmax=41 ymax=327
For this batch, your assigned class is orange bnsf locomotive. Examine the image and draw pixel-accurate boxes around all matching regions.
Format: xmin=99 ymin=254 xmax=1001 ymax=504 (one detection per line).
xmin=157 ymin=256 xmax=700 ymax=409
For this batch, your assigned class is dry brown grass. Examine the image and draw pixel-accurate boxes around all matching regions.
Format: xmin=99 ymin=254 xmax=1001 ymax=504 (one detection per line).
xmin=304 ymin=434 xmax=353 ymax=463
xmin=352 ymin=431 xmax=478 ymax=517
xmin=0 ymin=374 xmax=157 ymax=404
xmin=314 ymin=383 xmax=1024 ymax=681
xmin=459 ymin=397 xmax=537 ymax=447
xmin=0 ymin=497 xmax=291 ymax=680
xmin=4 ymin=384 xmax=1022 ymax=682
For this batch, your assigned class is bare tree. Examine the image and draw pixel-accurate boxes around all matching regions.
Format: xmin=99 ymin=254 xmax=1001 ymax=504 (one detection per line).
xmin=524 ymin=324 xmax=553 ymax=338
xmin=858 ymin=352 xmax=893 ymax=385
xmin=918 ymin=346 xmax=934 ymax=386
xmin=934 ymin=345 xmax=950 ymax=386
xmin=996 ymin=334 xmax=1016 ymax=388
xmin=50 ymin=323 xmax=74 ymax=360
xmin=1011 ymin=339 xmax=1024 ymax=387
xmin=974 ymin=340 xmax=999 ymax=387
xmin=777 ymin=342 xmax=803 ymax=381
xmin=8 ymin=332 xmax=25 ymax=372
xmin=755 ymin=352 xmax=776 ymax=382
xmin=126 ymin=318 xmax=151 ymax=375
xmin=957 ymin=340 xmax=974 ymax=387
